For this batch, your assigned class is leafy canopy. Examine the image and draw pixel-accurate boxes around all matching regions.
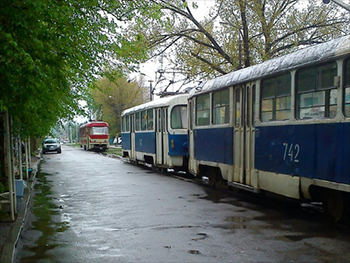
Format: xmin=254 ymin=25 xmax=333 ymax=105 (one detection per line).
xmin=89 ymin=73 xmax=144 ymax=136
xmin=126 ymin=0 xmax=350 ymax=81
xmin=0 ymin=0 xmax=154 ymax=137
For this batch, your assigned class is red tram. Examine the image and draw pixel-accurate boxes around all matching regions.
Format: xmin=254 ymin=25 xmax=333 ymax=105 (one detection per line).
xmin=79 ymin=121 xmax=109 ymax=151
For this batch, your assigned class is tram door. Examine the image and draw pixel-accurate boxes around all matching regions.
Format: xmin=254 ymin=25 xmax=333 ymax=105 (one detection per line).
xmin=156 ymin=108 xmax=168 ymax=166
xmin=233 ymin=84 xmax=255 ymax=185
xmin=130 ymin=114 xmax=136 ymax=160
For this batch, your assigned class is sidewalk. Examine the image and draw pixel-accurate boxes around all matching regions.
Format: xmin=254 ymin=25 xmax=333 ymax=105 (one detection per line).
xmin=0 ymin=155 xmax=41 ymax=263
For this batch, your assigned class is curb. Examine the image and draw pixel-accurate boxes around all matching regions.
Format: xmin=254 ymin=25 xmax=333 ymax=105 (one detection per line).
xmin=0 ymin=156 xmax=41 ymax=263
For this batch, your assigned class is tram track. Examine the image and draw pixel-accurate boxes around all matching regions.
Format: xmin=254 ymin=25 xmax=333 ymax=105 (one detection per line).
xmin=97 ymin=151 xmax=349 ymax=227
xmin=114 ymin=154 xmax=347 ymax=227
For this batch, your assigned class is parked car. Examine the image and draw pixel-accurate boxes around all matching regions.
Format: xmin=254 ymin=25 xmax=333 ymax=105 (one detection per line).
xmin=42 ymin=138 xmax=62 ymax=154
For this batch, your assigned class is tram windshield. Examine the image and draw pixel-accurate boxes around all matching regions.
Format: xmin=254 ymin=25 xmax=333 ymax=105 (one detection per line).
xmin=171 ymin=105 xmax=188 ymax=129
xmin=91 ymin=126 xmax=108 ymax=135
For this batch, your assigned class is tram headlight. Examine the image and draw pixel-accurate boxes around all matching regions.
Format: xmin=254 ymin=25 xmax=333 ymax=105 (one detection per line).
xmin=171 ymin=139 xmax=174 ymax=149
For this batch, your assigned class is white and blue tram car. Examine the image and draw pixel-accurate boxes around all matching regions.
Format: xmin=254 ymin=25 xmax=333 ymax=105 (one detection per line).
xmin=121 ymin=94 xmax=188 ymax=171
xmin=188 ymin=35 xmax=350 ymax=222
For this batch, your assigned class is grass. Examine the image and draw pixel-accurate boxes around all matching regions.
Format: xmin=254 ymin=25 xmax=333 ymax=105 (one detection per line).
xmin=65 ymin=143 xmax=123 ymax=156
xmin=66 ymin=143 xmax=81 ymax=148
xmin=106 ymin=147 xmax=122 ymax=156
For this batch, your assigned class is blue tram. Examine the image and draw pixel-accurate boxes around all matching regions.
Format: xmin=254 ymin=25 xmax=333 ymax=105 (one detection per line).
xmin=121 ymin=94 xmax=188 ymax=171
xmin=188 ymin=35 xmax=350 ymax=222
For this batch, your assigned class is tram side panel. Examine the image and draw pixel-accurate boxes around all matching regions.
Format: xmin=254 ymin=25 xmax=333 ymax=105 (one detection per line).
xmin=190 ymin=126 xmax=234 ymax=182
xmin=135 ymin=132 xmax=156 ymax=164
xmin=194 ymin=127 xmax=233 ymax=165
xmin=255 ymin=123 xmax=350 ymax=187
xmin=168 ymin=132 xmax=188 ymax=168
xmin=121 ymin=131 xmax=131 ymax=157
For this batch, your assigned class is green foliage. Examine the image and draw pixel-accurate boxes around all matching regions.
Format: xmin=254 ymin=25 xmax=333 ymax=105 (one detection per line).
xmin=106 ymin=147 xmax=122 ymax=156
xmin=89 ymin=72 xmax=144 ymax=136
xmin=0 ymin=208 xmax=9 ymax=220
xmin=0 ymin=181 xmax=7 ymax=194
xmin=127 ymin=0 xmax=350 ymax=79
xmin=0 ymin=0 xmax=156 ymax=137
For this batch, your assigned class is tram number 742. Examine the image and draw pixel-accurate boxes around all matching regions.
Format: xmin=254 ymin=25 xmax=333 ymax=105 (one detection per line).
xmin=283 ymin=143 xmax=300 ymax=163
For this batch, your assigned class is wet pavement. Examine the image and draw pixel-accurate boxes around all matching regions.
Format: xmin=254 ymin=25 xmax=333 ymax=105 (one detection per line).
xmin=0 ymin=155 xmax=40 ymax=263
xmin=12 ymin=145 xmax=350 ymax=262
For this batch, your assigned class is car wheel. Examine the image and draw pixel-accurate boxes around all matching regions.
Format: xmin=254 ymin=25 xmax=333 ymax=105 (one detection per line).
xmin=57 ymin=150 xmax=62 ymax=154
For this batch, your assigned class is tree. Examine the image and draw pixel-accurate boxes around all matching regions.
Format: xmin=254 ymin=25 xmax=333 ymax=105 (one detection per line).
xmin=89 ymin=74 xmax=144 ymax=137
xmin=129 ymin=0 xmax=350 ymax=80
xmin=0 ymin=0 xmax=154 ymax=138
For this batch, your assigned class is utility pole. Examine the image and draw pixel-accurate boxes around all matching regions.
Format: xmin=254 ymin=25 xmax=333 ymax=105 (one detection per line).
xmin=148 ymin=80 xmax=153 ymax=101
xmin=140 ymin=73 xmax=154 ymax=102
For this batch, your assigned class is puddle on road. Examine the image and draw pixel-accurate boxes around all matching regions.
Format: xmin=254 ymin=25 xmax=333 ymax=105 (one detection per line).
xmin=188 ymin=249 xmax=201 ymax=255
xmin=199 ymin=188 xmax=245 ymax=207
xmin=15 ymin=169 xmax=70 ymax=263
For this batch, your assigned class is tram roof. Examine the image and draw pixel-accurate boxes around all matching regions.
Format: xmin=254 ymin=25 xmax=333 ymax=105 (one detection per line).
xmin=80 ymin=121 xmax=109 ymax=128
xmin=121 ymin=94 xmax=188 ymax=116
xmin=190 ymin=34 xmax=350 ymax=98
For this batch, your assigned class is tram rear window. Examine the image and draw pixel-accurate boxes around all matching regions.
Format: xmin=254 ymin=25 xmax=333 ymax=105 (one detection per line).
xmin=171 ymin=105 xmax=187 ymax=129
xmin=91 ymin=127 xmax=108 ymax=135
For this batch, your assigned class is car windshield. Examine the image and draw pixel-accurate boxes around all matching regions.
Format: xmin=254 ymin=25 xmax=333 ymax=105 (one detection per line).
xmin=44 ymin=139 xmax=58 ymax=144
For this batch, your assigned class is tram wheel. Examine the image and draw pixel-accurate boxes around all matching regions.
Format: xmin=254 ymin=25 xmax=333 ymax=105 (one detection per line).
xmin=208 ymin=174 xmax=217 ymax=186
xmin=340 ymin=194 xmax=350 ymax=226
xmin=158 ymin=167 xmax=166 ymax=173
xmin=323 ymin=189 xmax=344 ymax=222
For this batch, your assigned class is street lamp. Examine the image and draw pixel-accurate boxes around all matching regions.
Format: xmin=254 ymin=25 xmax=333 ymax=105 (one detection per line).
xmin=323 ymin=0 xmax=350 ymax=11
xmin=140 ymin=73 xmax=154 ymax=101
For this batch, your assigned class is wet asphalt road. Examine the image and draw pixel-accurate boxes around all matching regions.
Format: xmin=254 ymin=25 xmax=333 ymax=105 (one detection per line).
xmin=14 ymin=145 xmax=350 ymax=263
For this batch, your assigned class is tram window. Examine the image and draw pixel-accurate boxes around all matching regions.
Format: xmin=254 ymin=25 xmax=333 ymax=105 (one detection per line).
xmin=189 ymin=101 xmax=193 ymax=130
xmin=246 ymin=87 xmax=250 ymax=127
xmin=141 ymin=110 xmax=150 ymax=131
xmin=346 ymin=58 xmax=350 ymax=85
xmin=164 ymin=109 xmax=168 ymax=132
xmin=296 ymin=62 xmax=337 ymax=119
xmin=298 ymin=91 xmax=325 ymax=119
xmin=344 ymin=58 xmax=350 ymax=117
xmin=122 ymin=116 xmax=125 ymax=132
xmin=126 ymin=116 xmax=130 ymax=132
xmin=157 ymin=109 xmax=162 ymax=132
xmin=122 ymin=116 xmax=130 ymax=132
xmin=213 ymin=89 xmax=229 ymax=125
xmin=91 ymin=126 xmax=108 ymax=135
xmin=252 ymin=85 xmax=256 ymax=127
xmin=297 ymin=67 xmax=315 ymax=92
xmin=261 ymin=73 xmax=291 ymax=122
xmin=147 ymin=109 xmax=154 ymax=130
xmin=235 ymin=89 xmax=241 ymax=126
xmin=135 ymin=112 xmax=141 ymax=131
xmin=171 ymin=105 xmax=188 ymax=129
xmin=196 ymin=94 xmax=210 ymax=126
